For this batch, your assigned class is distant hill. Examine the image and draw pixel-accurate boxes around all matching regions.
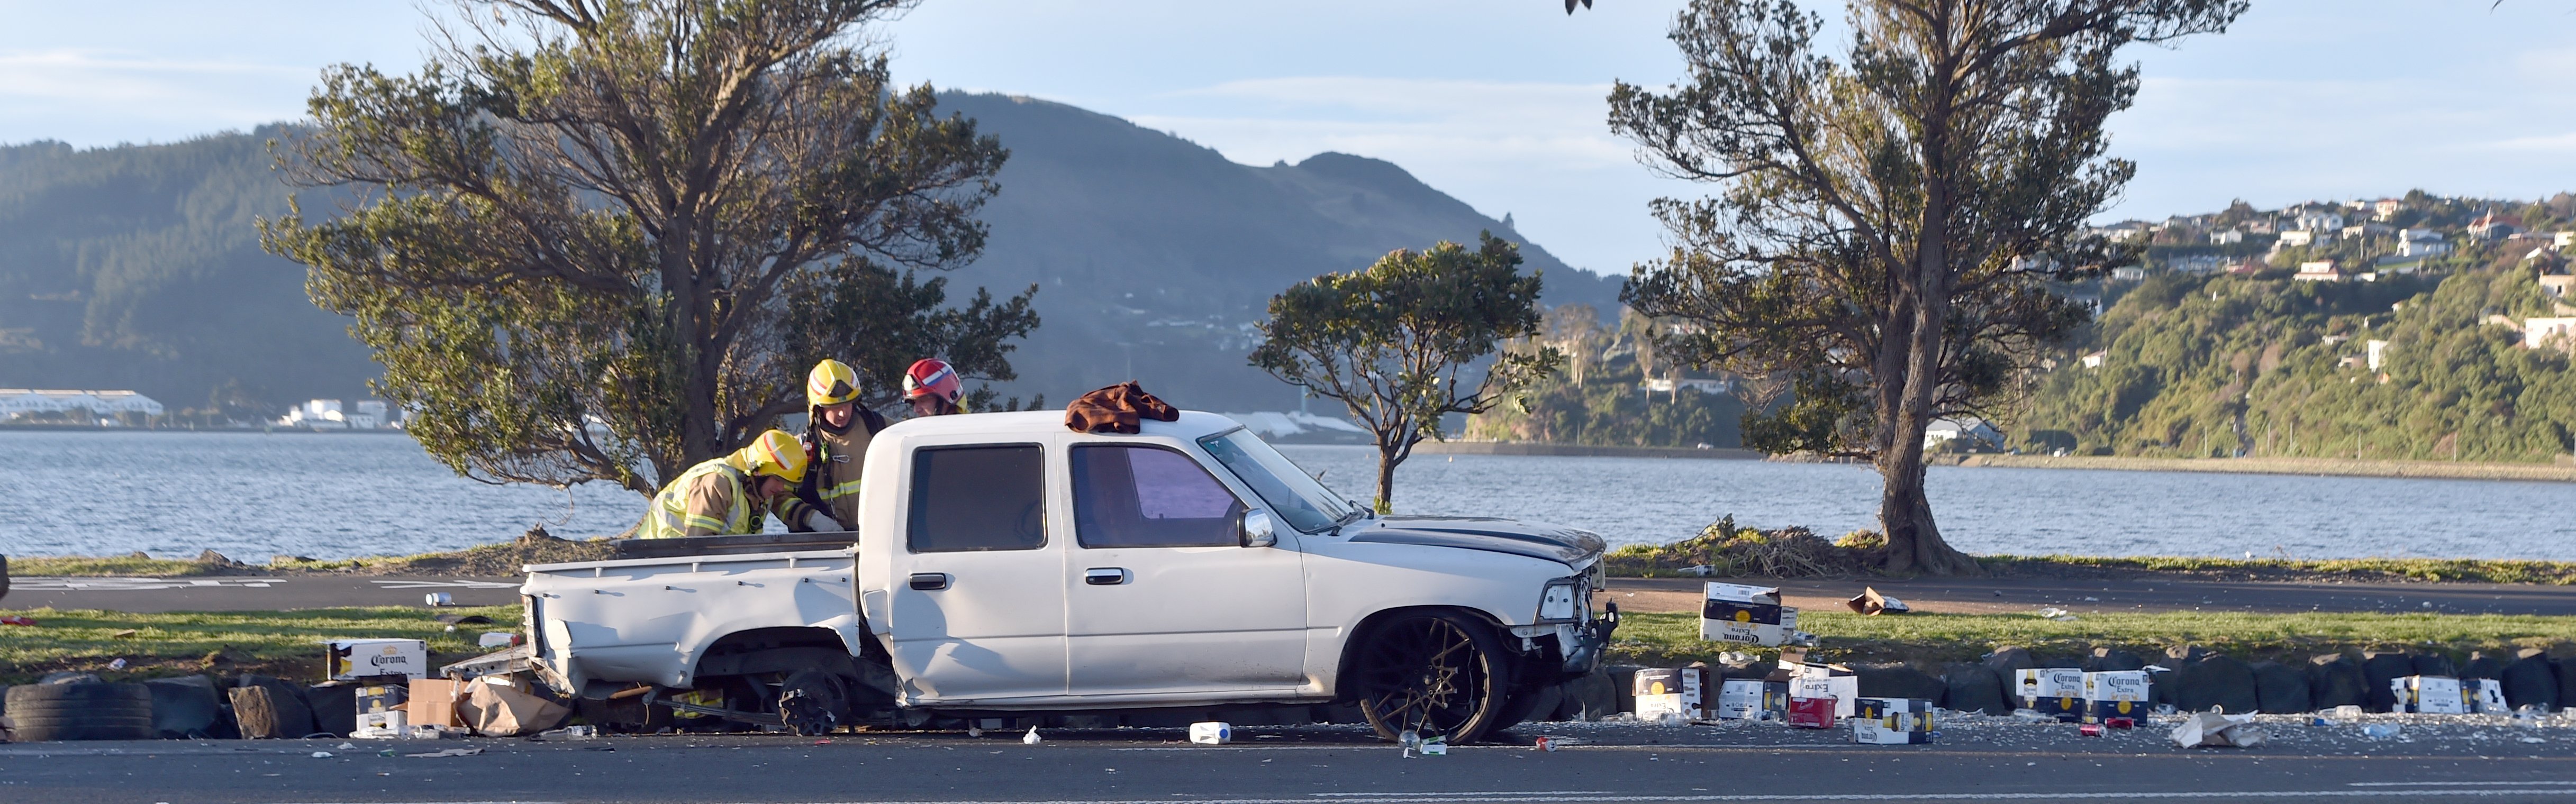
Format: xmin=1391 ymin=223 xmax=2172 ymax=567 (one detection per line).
xmin=0 ymin=95 xmax=1617 ymax=416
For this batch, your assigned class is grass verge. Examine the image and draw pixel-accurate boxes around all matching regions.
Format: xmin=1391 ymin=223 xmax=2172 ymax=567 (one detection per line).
xmin=0 ymin=606 xmax=519 ymax=686
xmin=1606 ymin=610 xmax=2576 ymax=668
xmin=8 ymin=538 xmax=619 ymax=578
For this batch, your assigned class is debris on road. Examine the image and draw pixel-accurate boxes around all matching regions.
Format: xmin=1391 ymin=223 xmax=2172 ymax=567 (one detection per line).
xmin=404 ymin=747 xmax=484 ymax=758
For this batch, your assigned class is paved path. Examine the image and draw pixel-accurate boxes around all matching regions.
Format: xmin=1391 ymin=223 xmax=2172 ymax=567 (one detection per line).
xmin=1603 ymin=575 xmax=2576 ymax=617
xmin=9 ymin=573 xmax=2576 ymax=617
xmin=2 ymin=576 xmax=524 ymax=612
xmin=6 ymin=721 xmax=2576 ymax=803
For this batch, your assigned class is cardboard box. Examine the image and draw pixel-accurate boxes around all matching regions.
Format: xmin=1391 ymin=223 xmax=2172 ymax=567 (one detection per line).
xmin=1700 ymin=583 xmax=1799 ymax=647
xmin=325 ymin=638 xmax=429 ymax=681
xmin=1786 ymin=696 xmax=1837 ymax=728
xmin=2016 ymin=668 xmax=2086 ymax=721
xmin=355 ymin=708 xmax=408 ymax=737
xmin=2470 ymin=678 xmax=2508 ymax=714
xmin=1786 ymin=661 xmax=1859 ymax=718
xmin=1713 ymin=679 xmax=1788 ymax=720
xmin=1853 ymin=697 xmax=1937 ymax=745
xmin=2082 ymin=670 xmax=2151 ymax=723
xmin=406 ymin=678 xmax=464 ymax=728
xmin=1632 ymin=666 xmax=1709 ymax=721
xmin=2392 ymin=676 xmax=2466 ymax=714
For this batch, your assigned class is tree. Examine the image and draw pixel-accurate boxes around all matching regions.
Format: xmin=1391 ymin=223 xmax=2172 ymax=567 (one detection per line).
xmin=261 ymin=0 xmax=1032 ymax=495
xmin=1609 ymin=0 xmax=2244 ymax=574
xmin=1249 ymin=233 xmax=1564 ymax=512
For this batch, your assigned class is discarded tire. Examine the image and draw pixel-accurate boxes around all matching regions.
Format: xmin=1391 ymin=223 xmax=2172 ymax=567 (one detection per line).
xmin=2309 ymin=654 xmax=2369 ymax=710
xmin=2084 ymin=647 xmax=2145 ymax=673
xmin=2361 ymin=652 xmax=2413 ymax=712
xmin=2173 ymin=654 xmax=2258 ymax=714
xmin=2501 ymin=654 xmax=2560 ymax=711
xmin=142 ymin=675 xmax=224 ymax=739
xmin=1942 ymin=663 xmax=2010 ymax=716
xmin=6 ymin=682 xmax=155 ymax=741
xmin=2411 ymin=653 xmax=2458 ymax=679
xmin=228 ymin=675 xmax=316 ymax=739
xmin=1853 ymin=663 xmax=1945 ymax=702
xmin=2250 ymin=661 xmax=2310 ymax=714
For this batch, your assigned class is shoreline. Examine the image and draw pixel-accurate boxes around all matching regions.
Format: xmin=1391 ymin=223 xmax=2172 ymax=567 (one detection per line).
xmin=1945 ymin=453 xmax=2576 ymax=483
xmin=1410 ymin=441 xmax=1764 ymax=460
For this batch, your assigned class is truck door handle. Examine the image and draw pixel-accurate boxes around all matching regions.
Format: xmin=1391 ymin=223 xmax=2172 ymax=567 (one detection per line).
xmin=1084 ymin=568 xmax=1129 ymax=586
xmin=909 ymin=572 xmax=951 ymax=591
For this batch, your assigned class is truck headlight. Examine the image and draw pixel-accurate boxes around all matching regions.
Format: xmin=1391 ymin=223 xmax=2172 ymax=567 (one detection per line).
xmin=1536 ymin=577 xmax=1583 ymax=624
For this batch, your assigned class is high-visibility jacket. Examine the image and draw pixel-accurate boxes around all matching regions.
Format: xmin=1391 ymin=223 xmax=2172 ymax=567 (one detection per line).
xmin=777 ymin=408 xmax=884 ymax=532
xmin=641 ymin=459 xmax=758 ymax=540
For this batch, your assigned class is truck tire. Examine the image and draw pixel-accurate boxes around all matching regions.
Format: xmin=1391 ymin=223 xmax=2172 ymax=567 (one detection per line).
xmin=1349 ymin=611 xmax=1513 ymax=745
xmin=6 ymin=683 xmax=155 ymax=742
xmin=776 ymin=670 xmax=848 ymax=736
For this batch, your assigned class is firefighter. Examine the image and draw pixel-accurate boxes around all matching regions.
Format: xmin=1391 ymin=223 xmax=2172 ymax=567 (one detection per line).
xmin=776 ymin=359 xmax=886 ymax=533
xmin=903 ymin=358 xmax=969 ymax=417
xmin=639 ymin=429 xmax=808 ymax=539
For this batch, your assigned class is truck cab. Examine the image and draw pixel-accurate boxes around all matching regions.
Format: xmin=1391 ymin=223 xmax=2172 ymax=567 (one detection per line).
xmin=524 ymin=411 xmax=1614 ymax=743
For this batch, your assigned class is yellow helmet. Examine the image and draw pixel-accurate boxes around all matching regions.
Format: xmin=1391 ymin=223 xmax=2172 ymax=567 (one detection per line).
xmin=807 ymin=359 xmax=862 ymax=408
xmin=733 ymin=429 xmax=809 ymax=485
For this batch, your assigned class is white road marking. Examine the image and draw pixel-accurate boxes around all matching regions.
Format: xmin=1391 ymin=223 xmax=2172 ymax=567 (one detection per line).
xmin=10 ymin=577 xmax=283 ymax=591
xmin=1311 ymin=793 xmax=1622 ymax=798
xmin=2348 ymin=781 xmax=2576 ymax=787
xmin=639 ymin=792 xmax=2576 ymax=803
xmin=370 ymin=579 xmax=521 ymax=589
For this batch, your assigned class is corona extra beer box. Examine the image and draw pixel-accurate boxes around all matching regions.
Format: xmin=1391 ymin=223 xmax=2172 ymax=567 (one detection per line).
xmin=2016 ymin=668 xmax=2086 ymax=721
xmin=1713 ymin=678 xmax=1789 ymax=720
xmin=2470 ymin=678 xmax=2508 ymax=714
xmin=1787 ymin=660 xmax=1860 ymax=718
xmin=1632 ymin=666 xmax=1710 ymax=721
xmin=1700 ymin=582 xmax=1798 ymax=647
xmin=2082 ymin=670 xmax=2151 ymax=723
xmin=1852 ymin=697 xmax=1936 ymax=745
xmin=2391 ymin=676 xmax=2466 ymax=714
xmin=324 ymin=638 xmax=429 ymax=681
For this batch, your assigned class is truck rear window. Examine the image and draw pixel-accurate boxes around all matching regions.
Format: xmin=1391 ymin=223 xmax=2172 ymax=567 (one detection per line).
xmin=906 ymin=444 xmax=1046 ymax=552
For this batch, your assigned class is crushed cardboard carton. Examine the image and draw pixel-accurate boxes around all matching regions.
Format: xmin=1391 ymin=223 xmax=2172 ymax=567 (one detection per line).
xmin=459 ymin=675 xmax=570 ymax=737
xmin=2392 ymin=676 xmax=2468 ymax=715
xmin=406 ymin=678 xmax=463 ymax=729
xmin=1843 ymin=587 xmax=1910 ymax=616
xmin=2170 ymin=711 xmax=2266 ymax=748
xmin=2016 ymin=668 xmax=2085 ymax=722
xmin=2471 ymin=678 xmax=2507 ymax=714
xmin=1852 ymin=697 xmax=1936 ymax=744
xmin=326 ymin=638 xmax=429 ymax=681
xmin=1632 ymin=666 xmax=1710 ymax=721
xmin=1786 ymin=696 xmax=1837 ymax=729
xmin=1713 ymin=679 xmax=1788 ymax=720
xmin=1700 ymin=583 xmax=1798 ymax=647
xmin=1786 ymin=659 xmax=1859 ymax=718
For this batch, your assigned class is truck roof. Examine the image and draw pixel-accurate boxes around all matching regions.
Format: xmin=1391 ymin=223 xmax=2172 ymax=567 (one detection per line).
xmin=879 ymin=409 xmax=1248 ymax=441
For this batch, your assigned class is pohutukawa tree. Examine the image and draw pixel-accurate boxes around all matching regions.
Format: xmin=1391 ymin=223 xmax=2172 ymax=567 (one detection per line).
xmin=1249 ymin=234 xmax=1564 ymax=513
xmin=1610 ymin=0 xmax=2245 ymax=574
xmin=261 ymin=0 xmax=1035 ymax=495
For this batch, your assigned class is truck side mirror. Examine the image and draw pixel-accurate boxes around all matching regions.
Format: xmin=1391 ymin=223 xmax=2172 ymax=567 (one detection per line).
xmin=1239 ymin=508 xmax=1277 ymax=548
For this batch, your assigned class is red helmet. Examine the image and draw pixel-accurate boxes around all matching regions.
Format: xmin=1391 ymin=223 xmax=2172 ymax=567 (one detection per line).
xmin=903 ymin=358 xmax=962 ymax=403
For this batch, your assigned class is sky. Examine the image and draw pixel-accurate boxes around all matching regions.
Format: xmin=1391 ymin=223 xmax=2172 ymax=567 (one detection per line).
xmin=3 ymin=1 xmax=2573 ymax=278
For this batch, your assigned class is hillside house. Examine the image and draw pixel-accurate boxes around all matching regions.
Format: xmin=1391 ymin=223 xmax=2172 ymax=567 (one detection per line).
xmin=2110 ymin=266 xmax=2147 ymax=281
xmin=2374 ymin=198 xmax=2403 ymax=220
xmin=2397 ymin=228 xmax=2450 ymax=257
xmin=2295 ymin=260 xmax=2345 ymax=281
xmin=2209 ymin=229 xmax=2244 ymax=245
xmin=2342 ymin=222 xmax=2393 ymax=240
xmin=2169 ymin=254 xmax=2230 ymax=273
xmin=2081 ymin=351 xmax=2107 ymax=369
xmin=2295 ymin=209 xmax=2346 ymax=232
xmin=2366 ymin=340 xmax=2390 ymax=371
xmin=1924 ymin=418 xmax=2004 ymax=451
xmin=2276 ymin=230 xmax=2321 ymax=248
xmin=2541 ymin=273 xmax=2576 ymax=299
xmin=2528 ymin=318 xmax=2576 ymax=350
xmin=2471 ymin=212 xmax=2522 ymax=241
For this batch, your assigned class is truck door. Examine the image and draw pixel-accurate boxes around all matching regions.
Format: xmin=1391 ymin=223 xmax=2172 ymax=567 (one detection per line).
xmin=1062 ymin=442 xmax=1307 ymax=696
xmin=885 ymin=442 xmax=1068 ymax=702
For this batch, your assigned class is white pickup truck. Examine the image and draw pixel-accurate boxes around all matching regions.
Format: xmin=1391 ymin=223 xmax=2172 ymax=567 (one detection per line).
xmin=520 ymin=411 xmax=1615 ymax=743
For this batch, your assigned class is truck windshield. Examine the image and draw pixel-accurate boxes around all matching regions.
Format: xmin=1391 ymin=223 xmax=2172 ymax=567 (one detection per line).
xmin=1197 ymin=428 xmax=1357 ymax=534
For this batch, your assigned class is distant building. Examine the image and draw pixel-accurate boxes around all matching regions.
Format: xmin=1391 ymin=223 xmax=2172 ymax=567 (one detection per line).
xmin=2277 ymin=230 xmax=2319 ymax=248
xmin=278 ymin=399 xmax=398 ymax=430
xmin=2294 ymin=260 xmax=2344 ymax=282
xmin=2110 ymin=266 xmax=2147 ymax=281
xmin=2374 ymin=198 xmax=2404 ymax=221
xmin=2209 ymin=229 xmax=2244 ymax=245
xmin=2397 ymin=229 xmax=2450 ymax=257
xmin=2168 ymin=254 xmax=2230 ymax=273
xmin=0 ymin=389 xmax=164 ymax=422
xmin=2080 ymin=351 xmax=2107 ymax=369
xmin=2514 ymin=317 xmax=2576 ymax=348
xmin=2540 ymin=273 xmax=2576 ymax=299
xmin=2366 ymin=340 xmax=2390 ymax=371
xmin=1639 ymin=377 xmax=1734 ymax=395
xmin=1923 ymin=418 xmax=2004 ymax=451
xmin=2294 ymin=209 xmax=2346 ymax=232
xmin=2470 ymin=211 xmax=2521 ymax=241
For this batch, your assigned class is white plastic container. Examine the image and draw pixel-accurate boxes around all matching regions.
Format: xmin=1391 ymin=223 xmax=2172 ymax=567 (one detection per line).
xmin=1188 ymin=721 xmax=1232 ymax=745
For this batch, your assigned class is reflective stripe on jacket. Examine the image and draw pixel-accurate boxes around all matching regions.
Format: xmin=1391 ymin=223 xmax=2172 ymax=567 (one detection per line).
xmin=777 ymin=410 xmax=876 ymax=532
xmin=642 ymin=459 xmax=754 ymax=540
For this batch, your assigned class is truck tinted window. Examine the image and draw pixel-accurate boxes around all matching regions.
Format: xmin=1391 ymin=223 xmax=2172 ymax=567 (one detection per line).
xmin=1071 ymin=445 xmax=1245 ymax=548
xmin=907 ymin=444 xmax=1046 ymax=552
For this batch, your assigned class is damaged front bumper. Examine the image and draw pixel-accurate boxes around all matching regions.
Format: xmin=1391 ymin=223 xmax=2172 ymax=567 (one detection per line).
xmin=1561 ymin=601 xmax=1619 ymax=675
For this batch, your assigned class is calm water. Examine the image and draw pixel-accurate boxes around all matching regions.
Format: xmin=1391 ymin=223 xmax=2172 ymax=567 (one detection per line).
xmin=1 ymin=432 xmax=2569 ymax=562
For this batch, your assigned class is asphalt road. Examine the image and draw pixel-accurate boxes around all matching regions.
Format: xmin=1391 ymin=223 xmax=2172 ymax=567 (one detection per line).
xmin=7 ymin=720 xmax=2576 ymax=803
